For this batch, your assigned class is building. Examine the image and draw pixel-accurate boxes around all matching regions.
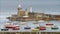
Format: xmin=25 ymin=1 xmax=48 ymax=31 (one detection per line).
xmin=7 ymin=4 xmax=60 ymax=21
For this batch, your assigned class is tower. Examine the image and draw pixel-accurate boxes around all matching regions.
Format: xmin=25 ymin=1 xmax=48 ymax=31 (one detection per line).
xmin=17 ymin=4 xmax=22 ymax=17
xmin=30 ymin=5 xmax=32 ymax=12
xmin=25 ymin=9 xmax=28 ymax=16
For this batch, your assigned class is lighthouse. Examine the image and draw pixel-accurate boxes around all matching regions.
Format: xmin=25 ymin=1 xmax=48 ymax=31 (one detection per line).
xmin=17 ymin=4 xmax=22 ymax=17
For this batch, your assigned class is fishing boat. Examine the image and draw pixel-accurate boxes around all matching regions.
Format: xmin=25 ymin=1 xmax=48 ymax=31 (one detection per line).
xmin=24 ymin=27 xmax=31 ymax=29
xmin=32 ymin=28 xmax=39 ymax=32
xmin=1 ymin=28 xmax=9 ymax=31
xmin=5 ymin=23 xmax=20 ymax=29
xmin=24 ymin=25 xmax=31 ymax=29
xmin=39 ymin=26 xmax=46 ymax=30
xmin=46 ymin=22 xmax=53 ymax=26
xmin=46 ymin=22 xmax=53 ymax=27
xmin=5 ymin=23 xmax=15 ymax=28
xmin=12 ymin=26 xmax=20 ymax=30
xmin=51 ymin=26 xmax=59 ymax=30
xmin=38 ymin=20 xmax=45 ymax=22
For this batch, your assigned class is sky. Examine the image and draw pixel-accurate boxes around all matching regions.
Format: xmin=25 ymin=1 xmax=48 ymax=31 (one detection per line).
xmin=0 ymin=0 xmax=60 ymax=20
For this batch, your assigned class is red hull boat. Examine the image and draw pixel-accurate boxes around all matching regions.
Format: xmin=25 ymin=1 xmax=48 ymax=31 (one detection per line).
xmin=46 ymin=22 xmax=53 ymax=26
xmin=5 ymin=23 xmax=20 ymax=30
xmin=46 ymin=24 xmax=53 ymax=26
xmin=39 ymin=26 xmax=46 ymax=30
xmin=12 ymin=27 xmax=20 ymax=30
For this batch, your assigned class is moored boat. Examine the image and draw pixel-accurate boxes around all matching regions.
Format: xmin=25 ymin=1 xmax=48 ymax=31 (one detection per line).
xmin=51 ymin=26 xmax=59 ymax=30
xmin=24 ymin=27 xmax=31 ymax=29
xmin=12 ymin=25 xmax=20 ymax=30
xmin=38 ymin=20 xmax=45 ymax=22
xmin=39 ymin=26 xmax=46 ymax=30
xmin=31 ymin=28 xmax=39 ymax=32
xmin=46 ymin=22 xmax=53 ymax=26
xmin=5 ymin=23 xmax=20 ymax=29
xmin=1 ymin=28 xmax=9 ymax=31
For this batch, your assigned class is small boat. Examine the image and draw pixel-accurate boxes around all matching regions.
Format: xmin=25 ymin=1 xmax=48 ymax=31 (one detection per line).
xmin=1 ymin=28 xmax=9 ymax=31
xmin=46 ymin=22 xmax=53 ymax=26
xmin=24 ymin=26 xmax=31 ymax=29
xmin=5 ymin=23 xmax=15 ymax=28
xmin=45 ymin=26 xmax=53 ymax=28
xmin=38 ymin=20 xmax=45 ymax=22
xmin=39 ymin=26 xmax=46 ymax=30
xmin=46 ymin=22 xmax=53 ymax=28
xmin=5 ymin=23 xmax=19 ymax=29
xmin=51 ymin=26 xmax=58 ymax=30
xmin=46 ymin=24 xmax=53 ymax=26
xmin=12 ymin=27 xmax=20 ymax=30
xmin=32 ymin=28 xmax=39 ymax=32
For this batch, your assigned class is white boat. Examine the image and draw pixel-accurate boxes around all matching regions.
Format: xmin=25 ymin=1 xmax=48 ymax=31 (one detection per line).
xmin=38 ymin=20 xmax=45 ymax=22
xmin=46 ymin=22 xmax=54 ymax=28
xmin=5 ymin=23 xmax=19 ymax=28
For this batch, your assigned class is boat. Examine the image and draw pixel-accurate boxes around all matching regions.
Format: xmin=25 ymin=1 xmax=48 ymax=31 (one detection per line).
xmin=24 ymin=27 xmax=31 ymax=29
xmin=24 ymin=25 xmax=31 ymax=29
xmin=32 ymin=28 xmax=39 ymax=32
xmin=12 ymin=26 xmax=20 ymax=30
xmin=46 ymin=25 xmax=53 ymax=28
xmin=5 ymin=23 xmax=20 ymax=29
xmin=1 ymin=28 xmax=9 ymax=31
xmin=38 ymin=20 xmax=45 ymax=22
xmin=46 ymin=22 xmax=53 ymax=27
xmin=46 ymin=23 xmax=53 ymax=26
xmin=46 ymin=22 xmax=53 ymax=26
xmin=39 ymin=26 xmax=46 ymax=30
xmin=51 ymin=26 xmax=59 ymax=30
xmin=5 ymin=23 xmax=15 ymax=28
xmin=35 ymin=26 xmax=46 ymax=30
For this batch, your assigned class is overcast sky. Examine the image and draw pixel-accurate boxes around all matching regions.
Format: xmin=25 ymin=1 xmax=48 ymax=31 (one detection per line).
xmin=0 ymin=0 xmax=60 ymax=16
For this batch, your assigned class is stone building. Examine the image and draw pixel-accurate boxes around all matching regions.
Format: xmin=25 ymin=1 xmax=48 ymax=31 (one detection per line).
xmin=7 ymin=4 xmax=60 ymax=21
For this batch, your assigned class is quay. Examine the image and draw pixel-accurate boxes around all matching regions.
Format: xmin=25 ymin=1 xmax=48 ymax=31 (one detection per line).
xmin=0 ymin=32 xmax=60 ymax=34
